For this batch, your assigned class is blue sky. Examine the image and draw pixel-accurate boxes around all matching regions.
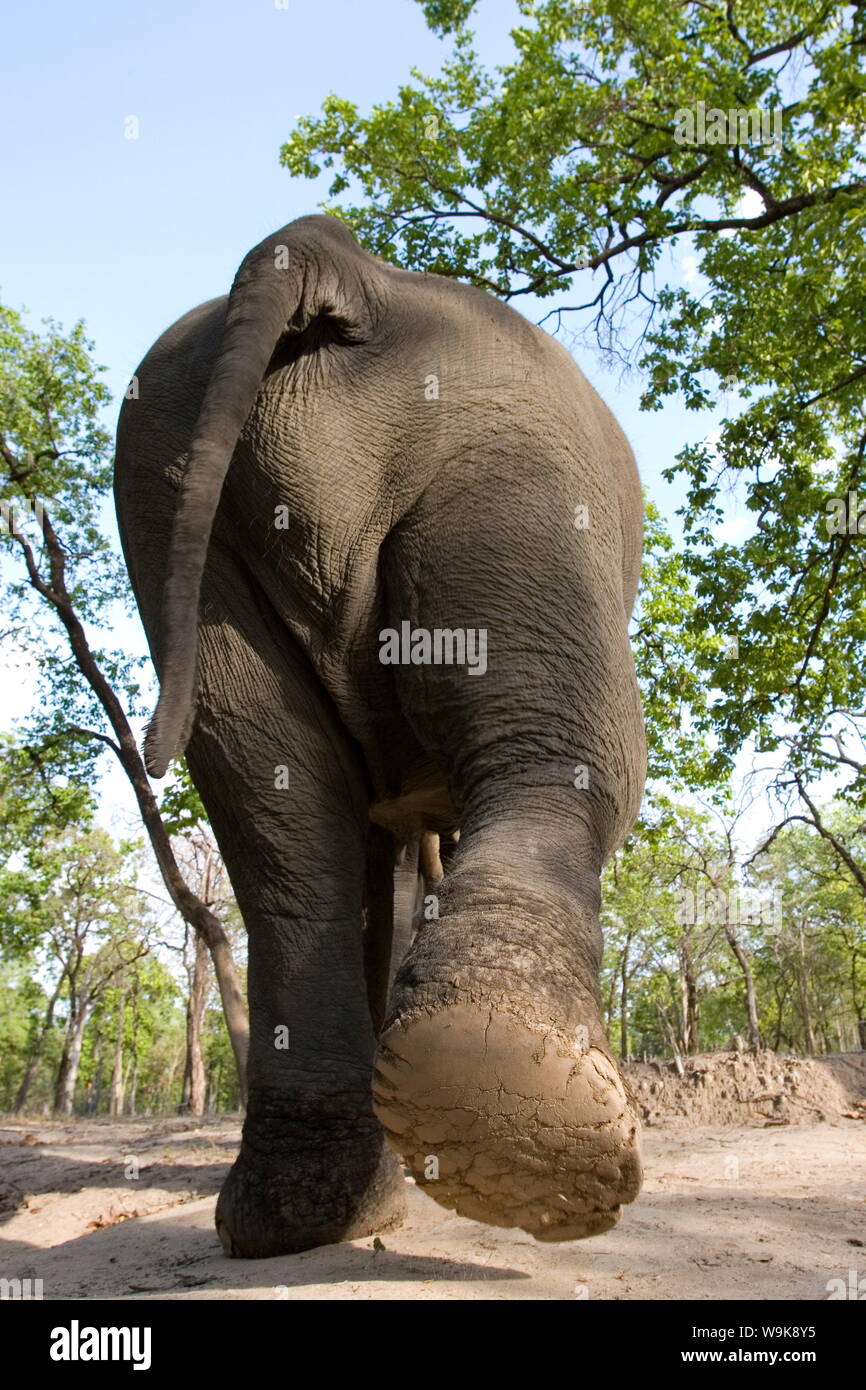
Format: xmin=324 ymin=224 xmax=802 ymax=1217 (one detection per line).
xmin=2 ymin=0 xmax=513 ymax=401
xmin=1 ymin=0 xmax=715 ymax=495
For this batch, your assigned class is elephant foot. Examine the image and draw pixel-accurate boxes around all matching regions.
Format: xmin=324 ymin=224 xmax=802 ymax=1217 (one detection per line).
xmin=215 ymin=1113 xmax=407 ymax=1258
xmin=373 ymin=999 xmax=641 ymax=1241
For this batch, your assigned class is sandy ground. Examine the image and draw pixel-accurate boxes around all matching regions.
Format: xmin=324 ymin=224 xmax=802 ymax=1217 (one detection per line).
xmin=1 ymin=1112 xmax=864 ymax=1300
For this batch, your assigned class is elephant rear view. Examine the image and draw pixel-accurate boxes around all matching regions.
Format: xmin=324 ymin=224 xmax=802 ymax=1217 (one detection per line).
xmin=115 ymin=213 xmax=646 ymax=1258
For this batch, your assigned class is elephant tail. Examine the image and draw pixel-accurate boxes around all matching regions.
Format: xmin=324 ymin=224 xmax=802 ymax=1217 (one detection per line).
xmin=143 ymin=215 xmax=387 ymax=778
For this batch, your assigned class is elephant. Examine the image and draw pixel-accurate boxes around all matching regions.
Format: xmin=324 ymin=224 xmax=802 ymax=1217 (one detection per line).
xmin=114 ymin=213 xmax=647 ymax=1259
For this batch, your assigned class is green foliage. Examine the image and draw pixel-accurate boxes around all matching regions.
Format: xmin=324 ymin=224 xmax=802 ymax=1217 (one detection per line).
xmin=602 ymin=807 xmax=740 ymax=1055
xmin=602 ymin=800 xmax=866 ymax=1057
xmin=0 ymin=786 xmax=137 ymax=956
xmin=0 ymin=305 xmax=112 ymax=545
xmin=283 ymin=2 xmax=863 ymax=302
xmin=0 ymin=732 xmax=94 ymax=868
xmin=80 ymin=957 xmax=186 ymax=1115
xmin=0 ymin=298 xmax=253 ymax=1107
xmin=750 ymin=810 xmax=866 ymax=1044
xmin=633 ymin=502 xmax=730 ymax=791
xmin=203 ymin=990 xmax=246 ymax=1112
xmin=0 ymin=962 xmax=59 ymax=1110
xmin=159 ymin=762 xmax=209 ymax=837
xmin=0 ymin=302 xmax=145 ymax=759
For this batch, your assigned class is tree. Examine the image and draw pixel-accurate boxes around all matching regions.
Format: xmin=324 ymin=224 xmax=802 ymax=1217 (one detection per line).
xmin=601 ymin=833 xmax=665 ymax=1057
xmin=12 ymin=966 xmax=67 ymax=1113
xmin=750 ymin=808 xmax=866 ymax=1051
xmin=0 ymin=823 xmax=152 ymax=1116
xmin=0 ymin=963 xmax=60 ymax=1112
xmin=81 ymin=955 xmax=183 ymax=1116
xmin=601 ymin=810 xmax=727 ymax=1058
xmin=602 ymin=801 xmax=786 ymax=1057
xmin=0 ymin=305 xmax=249 ymax=1098
xmin=175 ymin=832 xmax=237 ymax=1117
xmin=112 ymin=956 xmax=185 ymax=1115
xmin=161 ymin=771 xmax=246 ymax=1115
xmin=600 ymin=796 xmax=866 ymax=1060
xmin=632 ymin=503 xmax=730 ymax=791
xmin=0 ymin=738 xmax=95 ymax=1111
xmin=664 ymin=798 xmax=766 ymax=1050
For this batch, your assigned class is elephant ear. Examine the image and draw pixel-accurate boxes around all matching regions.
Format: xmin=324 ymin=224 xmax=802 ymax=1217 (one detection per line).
xmin=143 ymin=216 xmax=388 ymax=778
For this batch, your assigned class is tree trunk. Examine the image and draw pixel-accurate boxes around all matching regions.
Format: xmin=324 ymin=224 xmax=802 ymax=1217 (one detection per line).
xmin=182 ymin=930 xmax=209 ymax=1116
xmin=797 ymin=922 xmax=816 ymax=1054
xmin=13 ymin=973 xmax=65 ymax=1114
xmin=604 ymin=965 xmax=618 ymax=1035
xmin=206 ymin=1060 xmax=222 ymax=1113
xmin=53 ymin=1008 xmax=89 ymax=1116
xmin=686 ymin=968 xmax=700 ymax=1054
xmin=162 ymin=1041 xmax=184 ymax=1110
xmin=126 ymin=1052 xmax=138 ymax=1116
xmin=723 ymin=922 xmax=762 ymax=1050
xmin=88 ymin=1031 xmax=105 ymax=1115
xmin=678 ymin=945 xmax=699 ymax=1054
xmin=109 ymin=989 xmax=126 ymax=1116
xmin=202 ymin=930 xmax=247 ymax=1103
xmin=849 ymin=949 xmax=864 ymax=1036
xmin=619 ymin=935 xmax=632 ymax=1060
xmin=126 ymin=980 xmax=140 ymax=1115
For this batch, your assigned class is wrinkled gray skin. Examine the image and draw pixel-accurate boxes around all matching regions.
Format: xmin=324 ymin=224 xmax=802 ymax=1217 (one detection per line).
xmin=114 ymin=215 xmax=647 ymax=1258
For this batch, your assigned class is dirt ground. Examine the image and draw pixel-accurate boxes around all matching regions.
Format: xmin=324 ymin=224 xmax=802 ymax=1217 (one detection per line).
xmin=2 ymin=1051 xmax=864 ymax=1301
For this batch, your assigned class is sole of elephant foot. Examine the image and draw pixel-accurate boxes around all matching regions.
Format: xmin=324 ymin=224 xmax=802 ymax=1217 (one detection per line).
xmin=373 ymin=1002 xmax=641 ymax=1241
xmin=215 ymin=1136 xmax=407 ymax=1259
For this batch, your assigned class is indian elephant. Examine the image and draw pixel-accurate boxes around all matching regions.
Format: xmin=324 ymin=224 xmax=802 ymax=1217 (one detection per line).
xmin=114 ymin=213 xmax=646 ymax=1258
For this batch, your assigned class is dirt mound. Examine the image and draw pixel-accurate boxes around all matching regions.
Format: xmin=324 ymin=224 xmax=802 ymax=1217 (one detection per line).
xmin=625 ymin=1049 xmax=866 ymax=1127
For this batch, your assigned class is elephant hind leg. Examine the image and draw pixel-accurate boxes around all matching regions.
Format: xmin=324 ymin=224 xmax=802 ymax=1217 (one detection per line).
xmin=182 ymin=556 xmax=408 ymax=1256
xmin=374 ymin=455 xmax=643 ymax=1240
xmin=123 ymin=485 xmax=406 ymax=1253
